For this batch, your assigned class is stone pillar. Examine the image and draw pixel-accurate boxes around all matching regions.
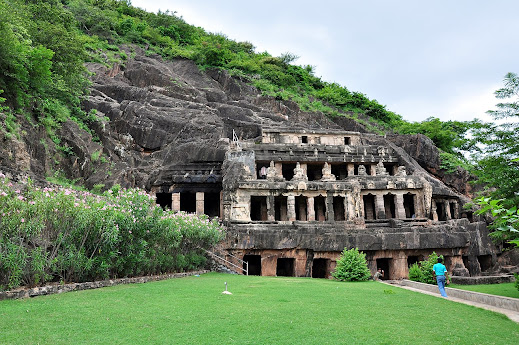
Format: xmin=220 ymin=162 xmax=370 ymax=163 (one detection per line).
xmin=431 ymin=202 xmax=438 ymax=221
xmin=326 ymin=194 xmax=334 ymax=222
xmin=371 ymin=164 xmax=377 ymax=176
xmin=172 ymin=192 xmax=181 ymax=212
xmin=346 ymin=193 xmax=355 ymax=220
xmin=395 ymin=193 xmax=406 ymax=219
xmin=267 ymin=195 xmax=275 ymax=221
xmin=347 ymin=163 xmax=355 ymax=176
xmin=307 ymin=197 xmax=315 ymax=221
xmin=287 ymin=195 xmax=296 ymax=221
xmin=375 ymin=194 xmax=386 ymax=219
xmin=452 ymin=201 xmax=459 ymax=219
xmin=444 ymin=200 xmax=451 ymax=220
xmin=196 ymin=192 xmax=204 ymax=215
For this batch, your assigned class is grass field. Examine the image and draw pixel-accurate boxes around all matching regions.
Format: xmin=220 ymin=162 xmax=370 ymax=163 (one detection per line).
xmin=449 ymin=282 xmax=519 ymax=299
xmin=1 ymin=273 xmax=518 ymax=345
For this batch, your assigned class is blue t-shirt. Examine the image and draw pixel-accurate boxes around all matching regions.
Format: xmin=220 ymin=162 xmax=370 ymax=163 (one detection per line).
xmin=433 ymin=263 xmax=447 ymax=276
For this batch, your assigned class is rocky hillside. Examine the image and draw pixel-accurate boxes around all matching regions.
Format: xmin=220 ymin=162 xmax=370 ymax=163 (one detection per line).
xmin=0 ymin=45 xmax=472 ymax=196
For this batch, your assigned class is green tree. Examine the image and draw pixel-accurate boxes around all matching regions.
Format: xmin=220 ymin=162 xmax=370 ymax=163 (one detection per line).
xmin=471 ymin=73 xmax=519 ymax=247
xmin=331 ymin=248 xmax=371 ymax=282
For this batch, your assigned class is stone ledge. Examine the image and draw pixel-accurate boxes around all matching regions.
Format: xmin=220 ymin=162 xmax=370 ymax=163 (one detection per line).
xmin=0 ymin=270 xmax=209 ymax=301
xmin=451 ymin=275 xmax=516 ymax=285
xmin=398 ymin=279 xmax=519 ymax=312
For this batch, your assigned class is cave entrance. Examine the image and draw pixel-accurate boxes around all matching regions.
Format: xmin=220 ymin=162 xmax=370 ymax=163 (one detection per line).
xmin=314 ymin=195 xmax=326 ymax=221
xmin=407 ymin=256 xmax=420 ymax=267
xmin=295 ymin=196 xmax=307 ymax=221
xmin=243 ymin=254 xmax=261 ymax=276
xmin=250 ymin=196 xmax=268 ymax=221
xmin=376 ymin=258 xmax=391 ymax=280
xmin=204 ymin=192 xmax=220 ymax=217
xmin=436 ymin=201 xmax=447 ymax=221
xmin=276 ymin=258 xmax=295 ymax=277
xmin=312 ymin=258 xmax=329 ymax=278
xmin=282 ymin=163 xmax=296 ymax=181
xmin=275 ymin=196 xmax=288 ymax=221
xmin=306 ymin=163 xmax=322 ymax=181
xmin=403 ymin=193 xmax=415 ymax=218
xmin=383 ymin=194 xmax=396 ymax=218
xmin=180 ymin=192 xmax=196 ymax=213
xmin=156 ymin=192 xmax=172 ymax=210
xmin=477 ymin=255 xmax=492 ymax=272
xmin=363 ymin=194 xmax=376 ymax=220
xmin=333 ymin=196 xmax=345 ymax=221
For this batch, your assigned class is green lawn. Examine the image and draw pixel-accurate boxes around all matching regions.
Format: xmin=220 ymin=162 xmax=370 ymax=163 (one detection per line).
xmin=449 ymin=282 xmax=519 ymax=299
xmin=1 ymin=273 xmax=518 ymax=345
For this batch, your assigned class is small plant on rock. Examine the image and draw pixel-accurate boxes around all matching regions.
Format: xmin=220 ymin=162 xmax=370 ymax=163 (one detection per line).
xmin=332 ymin=247 xmax=371 ymax=282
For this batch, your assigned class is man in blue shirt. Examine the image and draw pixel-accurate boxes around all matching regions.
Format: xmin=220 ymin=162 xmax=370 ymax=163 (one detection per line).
xmin=432 ymin=257 xmax=449 ymax=297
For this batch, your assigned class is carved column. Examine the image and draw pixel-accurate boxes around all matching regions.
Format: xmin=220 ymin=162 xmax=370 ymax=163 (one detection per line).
xmin=371 ymin=164 xmax=377 ymax=176
xmin=267 ymin=195 xmax=275 ymax=221
xmin=345 ymin=193 xmax=355 ymax=220
xmin=395 ymin=193 xmax=406 ymax=219
xmin=444 ymin=200 xmax=451 ymax=220
xmin=347 ymin=163 xmax=355 ymax=177
xmin=287 ymin=195 xmax=296 ymax=221
xmin=196 ymin=192 xmax=204 ymax=215
xmin=431 ymin=202 xmax=438 ymax=221
xmin=375 ymin=194 xmax=386 ymax=219
xmin=326 ymin=194 xmax=334 ymax=222
xmin=172 ymin=193 xmax=181 ymax=212
xmin=307 ymin=197 xmax=315 ymax=221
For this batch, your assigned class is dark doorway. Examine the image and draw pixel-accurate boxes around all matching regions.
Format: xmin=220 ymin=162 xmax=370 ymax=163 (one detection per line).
xmin=462 ymin=255 xmax=469 ymax=269
xmin=376 ymin=258 xmax=391 ymax=280
xmin=344 ymin=137 xmax=351 ymax=145
xmin=295 ymin=196 xmax=307 ymax=221
xmin=282 ymin=163 xmax=296 ymax=181
xmin=302 ymin=135 xmax=308 ymax=144
xmin=312 ymin=258 xmax=329 ymax=278
xmin=306 ymin=164 xmax=322 ymax=181
xmin=204 ymin=192 xmax=220 ymax=217
xmin=383 ymin=194 xmax=396 ymax=218
xmin=331 ymin=164 xmax=348 ymax=180
xmin=363 ymin=194 xmax=376 ymax=220
xmin=314 ymin=196 xmax=326 ymax=221
xmin=383 ymin=163 xmax=397 ymax=176
xmin=407 ymin=256 xmax=419 ymax=267
xmin=243 ymin=254 xmax=261 ymax=276
xmin=180 ymin=192 xmax=196 ymax=213
xmin=250 ymin=196 xmax=268 ymax=221
xmin=156 ymin=192 xmax=172 ymax=210
xmin=403 ymin=193 xmax=415 ymax=218
xmin=477 ymin=255 xmax=492 ymax=272
xmin=275 ymin=196 xmax=288 ymax=221
xmin=333 ymin=196 xmax=345 ymax=221
xmin=256 ymin=161 xmax=269 ymax=179
xmin=277 ymin=258 xmax=295 ymax=277
xmin=436 ymin=201 xmax=447 ymax=221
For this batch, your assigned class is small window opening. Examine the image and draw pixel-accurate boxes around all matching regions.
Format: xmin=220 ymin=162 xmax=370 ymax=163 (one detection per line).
xmin=403 ymin=193 xmax=416 ymax=218
xmin=306 ymin=164 xmax=322 ymax=181
xmin=282 ymin=163 xmax=296 ymax=181
xmin=302 ymin=136 xmax=308 ymax=144
xmin=344 ymin=137 xmax=351 ymax=145
xmin=384 ymin=194 xmax=396 ymax=218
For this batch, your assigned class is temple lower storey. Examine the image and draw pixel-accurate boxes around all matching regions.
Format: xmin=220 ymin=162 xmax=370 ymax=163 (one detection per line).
xmin=151 ymin=128 xmax=498 ymax=279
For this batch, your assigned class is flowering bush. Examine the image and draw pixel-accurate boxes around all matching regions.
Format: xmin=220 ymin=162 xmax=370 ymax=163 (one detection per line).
xmin=0 ymin=174 xmax=224 ymax=290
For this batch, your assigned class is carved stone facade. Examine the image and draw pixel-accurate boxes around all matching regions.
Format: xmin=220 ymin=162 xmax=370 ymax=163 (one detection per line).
xmin=152 ymin=128 xmax=497 ymax=280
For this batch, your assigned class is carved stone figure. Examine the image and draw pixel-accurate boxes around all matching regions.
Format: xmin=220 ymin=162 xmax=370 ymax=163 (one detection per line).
xmin=375 ymin=161 xmax=388 ymax=176
xmin=266 ymin=161 xmax=278 ymax=180
xmin=396 ymin=165 xmax=407 ymax=176
xmin=292 ymin=162 xmax=308 ymax=181
xmin=358 ymin=165 xmax=368 ymax=176
xmin=321 ymin=162 xmax=336 ymax=181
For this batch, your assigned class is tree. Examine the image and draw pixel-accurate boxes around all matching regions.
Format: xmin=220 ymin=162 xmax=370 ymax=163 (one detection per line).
xmin=471 ymin=73 xmax=519 ymax=247
xmin=331 ymin=248 xmax=371 ymax=282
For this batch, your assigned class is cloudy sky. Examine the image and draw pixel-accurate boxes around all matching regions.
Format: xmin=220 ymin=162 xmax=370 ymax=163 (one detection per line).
xmin=132 ymin=0 xmax=519 ymax=123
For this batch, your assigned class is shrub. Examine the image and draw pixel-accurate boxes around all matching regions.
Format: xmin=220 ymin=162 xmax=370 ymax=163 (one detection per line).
xmin=332 ymin=248 xmax=371 ymax=282
xmin=408 ymin=252 xmax=443 ymax=285
xmin=514 ymin=273 xmax=519 ymax=292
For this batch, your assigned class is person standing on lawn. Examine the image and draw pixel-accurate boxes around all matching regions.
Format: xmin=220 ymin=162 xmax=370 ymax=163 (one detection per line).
xmin=432 ymin=257 xmax=449 ymax=297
